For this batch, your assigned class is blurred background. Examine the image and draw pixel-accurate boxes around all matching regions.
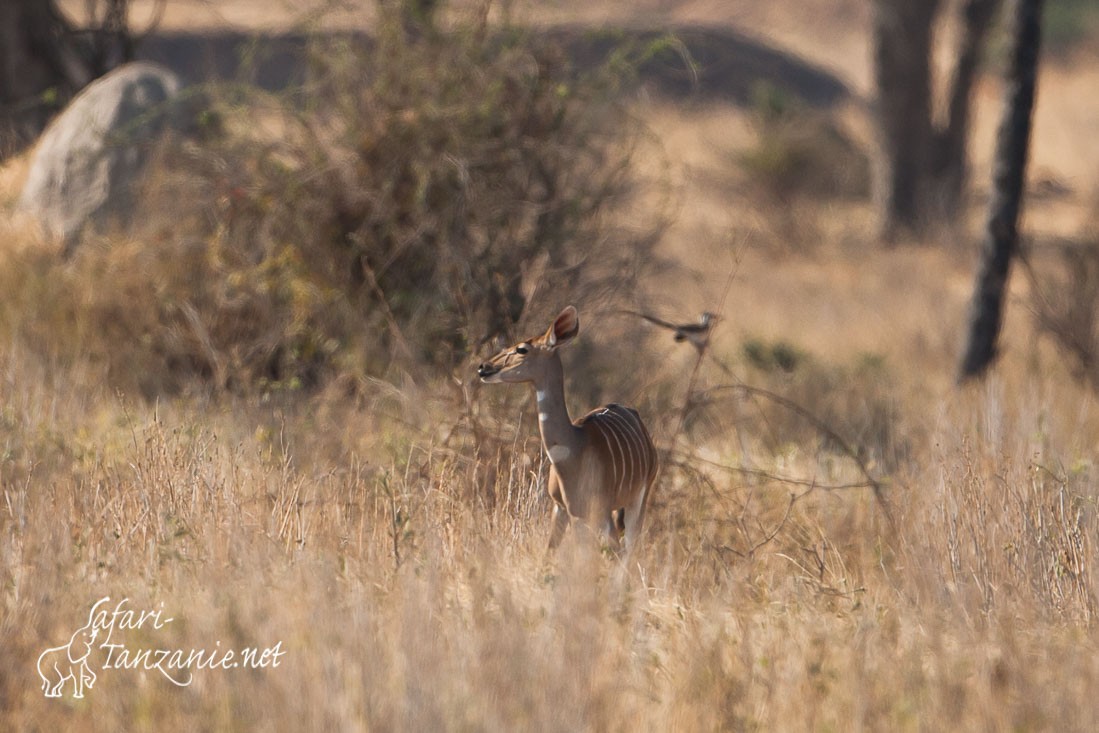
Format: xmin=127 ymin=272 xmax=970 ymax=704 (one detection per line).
xmin=3 ymin=1 xmax=1099 ymax=729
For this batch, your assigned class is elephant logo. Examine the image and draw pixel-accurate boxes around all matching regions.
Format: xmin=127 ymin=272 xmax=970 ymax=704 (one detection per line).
xmin=37 ymin=610 xmax=100 ymax=698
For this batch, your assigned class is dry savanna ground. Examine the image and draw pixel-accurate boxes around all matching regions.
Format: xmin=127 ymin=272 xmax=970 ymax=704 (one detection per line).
xmin=4 ymin=0 xmax=1099 ymax=730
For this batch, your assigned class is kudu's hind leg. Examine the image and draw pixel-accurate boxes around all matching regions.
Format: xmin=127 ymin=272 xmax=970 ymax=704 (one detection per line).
xmin=546 ymin=503 xmax=570 ymax=553
xmin=623 ymin=480 xmax=653 ymax=554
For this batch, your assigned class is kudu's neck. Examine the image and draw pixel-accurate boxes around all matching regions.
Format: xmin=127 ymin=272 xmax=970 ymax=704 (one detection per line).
xmin=532 ymin=352 xmax=582 ymax=460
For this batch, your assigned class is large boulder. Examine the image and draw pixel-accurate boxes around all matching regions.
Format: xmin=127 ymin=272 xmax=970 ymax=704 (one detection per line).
xmin=18 ymin=62 xmax=190 ymax=255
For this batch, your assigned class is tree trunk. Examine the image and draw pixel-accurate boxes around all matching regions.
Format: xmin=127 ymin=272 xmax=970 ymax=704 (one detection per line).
xmin=932 ymin=0 xmax=1003 ymax=218
xmin=0 ymin=0 xmax=145 ymax=159
xmin=872 ymin=0 xmax=940 ymax=241
xmin=0 ymin=0 xmax=92 ymax=156
xmin=872 ymin=0 xmax=1004 ymax=242
xmin=958 ymin=0 xmax=1045 ymax=381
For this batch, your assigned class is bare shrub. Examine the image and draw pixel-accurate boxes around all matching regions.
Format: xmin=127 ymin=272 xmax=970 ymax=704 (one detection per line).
xmin=738 ymin=82 xmax=870 ymax=202
xmin=295 ymin=13 xmax=657 ymax=365
xmin=31 ymin=1 xmax=660 ymax=394
xmin=734 ymin=82 xmax=870 ymax=253
xmin=724 ymin=338 xmax=901 ymax=470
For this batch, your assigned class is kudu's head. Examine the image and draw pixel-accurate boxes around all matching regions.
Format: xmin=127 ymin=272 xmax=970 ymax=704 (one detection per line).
xmin=477 ymin=306 xmax=579 ymax=384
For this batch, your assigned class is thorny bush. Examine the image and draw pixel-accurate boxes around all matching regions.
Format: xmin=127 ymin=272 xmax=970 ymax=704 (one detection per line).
xmin=51 ymin=1 xmax=661 ymax=393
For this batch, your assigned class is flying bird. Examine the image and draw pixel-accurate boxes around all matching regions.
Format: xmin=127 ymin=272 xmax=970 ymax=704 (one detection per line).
xmin=623 ymin=310 xmax=720 ymax=351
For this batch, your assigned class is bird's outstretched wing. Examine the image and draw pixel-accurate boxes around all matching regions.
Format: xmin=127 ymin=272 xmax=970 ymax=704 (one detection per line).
xmin=618 ymin=309 xmax=680 ymax=331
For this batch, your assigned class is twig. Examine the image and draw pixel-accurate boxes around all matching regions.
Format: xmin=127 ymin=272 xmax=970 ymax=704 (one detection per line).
xmin=656 ymin=255 xmax=741 ymax=489
xmin=716 ymin=482 xmax=819 ymax=559
xmin=696 ymin=383 xmax=896 ymax=527
xmin=676 ymin=448 xmax=880 ymax=492
xmin=357 ymin=252 xmax=418 ymax=367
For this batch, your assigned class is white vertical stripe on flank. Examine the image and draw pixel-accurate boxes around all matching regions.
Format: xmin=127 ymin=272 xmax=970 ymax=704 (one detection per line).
xmin=637 ymin=417 xmax=654 ymax=481
xmin=602 ymin=413 xmax=627 ymax=491
xmin=618 ymin=408 xmax=648 ymax=484
xmin=601 ymin=408 xmax=637 ymax=496
xmin=614 ymin=409 xmax=647 ymax=481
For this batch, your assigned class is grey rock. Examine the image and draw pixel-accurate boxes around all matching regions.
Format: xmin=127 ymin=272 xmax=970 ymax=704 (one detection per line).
xmin=18 ymin=62 xmax=190 ymax=255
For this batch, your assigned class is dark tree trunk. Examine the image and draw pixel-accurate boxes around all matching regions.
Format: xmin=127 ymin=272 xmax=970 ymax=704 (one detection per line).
xmin=0 ymin=0 xmax=146 ymax=159
xmin=872 ymin=0 xmax=940 ymax=241
xmin=958 ymin=0 xmax=1045 ymax=381
xmin=932 ymin=0 xmax=1003 ymax=217
xmin=0 ymin=0 xmax=92 ymax=155
xmin=872 ymin=0 xmax=1005 ymax=242
xmin=88 ymin=0 xmax=135 ymax=75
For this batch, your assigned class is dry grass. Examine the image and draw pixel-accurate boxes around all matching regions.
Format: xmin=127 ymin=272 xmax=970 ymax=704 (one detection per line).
xmin=5 ymin=253 xmax=1099 ymax=729
xmin=5 ymin=1 xmax=1099 ymax=730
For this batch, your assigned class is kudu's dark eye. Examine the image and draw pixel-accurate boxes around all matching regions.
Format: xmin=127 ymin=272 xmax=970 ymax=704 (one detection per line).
xmin=515 ymin=345 xmax=529 ymax=355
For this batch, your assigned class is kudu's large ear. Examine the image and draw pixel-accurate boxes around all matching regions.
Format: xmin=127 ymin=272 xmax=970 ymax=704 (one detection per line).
xmin=545 ymin=306 xmax=579 ymax=348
